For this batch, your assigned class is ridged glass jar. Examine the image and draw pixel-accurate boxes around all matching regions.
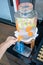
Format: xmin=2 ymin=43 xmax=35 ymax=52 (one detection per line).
xmin=14 ymin=2 xmax=37 ymax=37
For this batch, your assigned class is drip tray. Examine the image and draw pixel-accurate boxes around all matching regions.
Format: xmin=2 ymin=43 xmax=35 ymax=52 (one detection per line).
xmin=13 ymin=45 xmax=32 ymax=57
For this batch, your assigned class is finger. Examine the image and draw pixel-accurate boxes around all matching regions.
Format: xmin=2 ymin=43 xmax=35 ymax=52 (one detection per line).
xmin=13 ymin=39 xmax=18 ymax=45
xmin=13 ymin=39 xmax=18 ymax=43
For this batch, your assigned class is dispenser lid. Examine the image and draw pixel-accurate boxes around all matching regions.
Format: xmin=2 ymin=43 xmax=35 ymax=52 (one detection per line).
xmin=14 ymin=2 xmax=37 ymax=18
xmin=18 ymin=2 xmax=33 ymax=13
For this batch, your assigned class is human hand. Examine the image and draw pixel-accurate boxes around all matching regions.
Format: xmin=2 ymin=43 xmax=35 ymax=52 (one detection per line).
xmin=0 ymin=36 xmax=18 ymax=59
xmin=5 ymin=36 xmax=18 ymax=48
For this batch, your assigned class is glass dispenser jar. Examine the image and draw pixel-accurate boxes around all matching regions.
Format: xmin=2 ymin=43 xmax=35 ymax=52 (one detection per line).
xmin=14 ymin=2 xmax=37 ymax=40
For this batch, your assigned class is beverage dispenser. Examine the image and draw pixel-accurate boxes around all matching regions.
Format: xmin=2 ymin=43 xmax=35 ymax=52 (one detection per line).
xmin=13 ymin=2 xmax=38 ymax=57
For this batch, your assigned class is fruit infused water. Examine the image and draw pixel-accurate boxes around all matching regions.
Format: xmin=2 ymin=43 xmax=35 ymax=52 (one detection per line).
xmin=14 ymin=2 xmax=37 ymax=41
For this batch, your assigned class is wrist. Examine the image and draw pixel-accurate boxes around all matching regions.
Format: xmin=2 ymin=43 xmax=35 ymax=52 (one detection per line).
xmin=3 ymin=41 xmax=10 ymax=49
xmin=4 ymin=41 xmax=12 ymax=49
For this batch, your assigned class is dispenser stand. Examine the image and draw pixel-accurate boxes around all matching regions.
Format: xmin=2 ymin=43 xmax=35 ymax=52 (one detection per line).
xmin=13 ymin=41 xmax=32 ymax=57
